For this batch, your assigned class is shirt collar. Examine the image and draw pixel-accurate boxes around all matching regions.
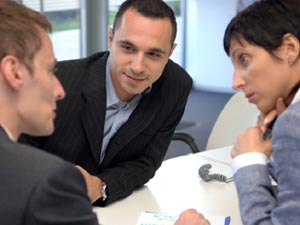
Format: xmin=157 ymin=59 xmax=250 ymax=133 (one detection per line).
xmin=291 ymin=87 xmax=300 ymax=105
xmin=0 ymin=124 xmax=16 ymax=142
xmin=106 ymin=62 xmax=121 ymax=108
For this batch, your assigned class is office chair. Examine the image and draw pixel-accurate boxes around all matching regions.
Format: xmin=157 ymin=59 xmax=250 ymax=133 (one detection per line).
xmin=172 ymin=122 xmax=200 ymax=153
xmin=205 ymin=91 xmax=260 ymax=150
xmin=172 ymin=132 xmax=200 ymax=153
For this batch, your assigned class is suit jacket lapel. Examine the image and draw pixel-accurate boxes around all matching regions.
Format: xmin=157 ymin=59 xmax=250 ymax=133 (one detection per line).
xmin=81 ymin=53 xmax=108 ymax=164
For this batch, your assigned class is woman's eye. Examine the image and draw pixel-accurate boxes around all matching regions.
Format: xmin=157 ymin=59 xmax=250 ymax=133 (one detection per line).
xmin=239 ymin=54 xmax=248 ymax=64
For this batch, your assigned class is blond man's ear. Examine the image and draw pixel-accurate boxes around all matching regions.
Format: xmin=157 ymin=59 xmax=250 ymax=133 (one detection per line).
xmin=0 ymin=55 xmax=23 ymax=90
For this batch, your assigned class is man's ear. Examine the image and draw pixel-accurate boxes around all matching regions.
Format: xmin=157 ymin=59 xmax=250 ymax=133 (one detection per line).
xmin=281 ymin=33 xmax=300 ymax=63
xmin=108 ymin=26 xmax=113 ymax=50
xmin=0 ymin=55 xmax=23 ymax=90
xmin=168 ymin=43 xmax=177 ymax=58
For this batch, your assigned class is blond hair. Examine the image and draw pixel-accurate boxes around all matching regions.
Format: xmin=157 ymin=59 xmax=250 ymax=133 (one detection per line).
xmin=0 ymin=0 xmax=52 ymax=73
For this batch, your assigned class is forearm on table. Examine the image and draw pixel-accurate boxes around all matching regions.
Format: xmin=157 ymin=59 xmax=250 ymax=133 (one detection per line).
xmin=97 ymin=149 xmax=167 ymax=205
xmin=234 ymin=165 xmax=275 ymax=225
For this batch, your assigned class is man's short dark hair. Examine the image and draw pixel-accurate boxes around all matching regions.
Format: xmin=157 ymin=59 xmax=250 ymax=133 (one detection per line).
xmin=112 ymin=0 xmax=177 ymax=45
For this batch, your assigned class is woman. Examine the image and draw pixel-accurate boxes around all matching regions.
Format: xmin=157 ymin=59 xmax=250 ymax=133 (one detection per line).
xmin=223 ymin=0 xmax=300 ymax=224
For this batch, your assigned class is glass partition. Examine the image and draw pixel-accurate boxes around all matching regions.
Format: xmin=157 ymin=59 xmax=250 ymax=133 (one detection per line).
xmin=22 ymin=0 xmax=81 ymax=61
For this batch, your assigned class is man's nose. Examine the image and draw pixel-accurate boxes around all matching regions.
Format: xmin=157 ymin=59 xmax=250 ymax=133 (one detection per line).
xmin=131 ymin=52 xmax=146 ymax=74
xmin=54 ymin=76 xmax=65 ymax=100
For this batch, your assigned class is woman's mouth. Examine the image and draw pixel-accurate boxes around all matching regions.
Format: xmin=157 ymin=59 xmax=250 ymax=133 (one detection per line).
xmin=245 ymin=93 xmax=255 ymax=103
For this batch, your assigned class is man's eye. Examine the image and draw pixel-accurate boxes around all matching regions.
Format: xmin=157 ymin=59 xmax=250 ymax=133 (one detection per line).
xmin=50 ymin=67 xmax=58 ymax=74
xmin=54 ymin=67 xmax=58 ymax=73
xmin=122 ymin=45 xmax=133 ymax=52
xmin=148 ymin=52 xmax=162 ymax=58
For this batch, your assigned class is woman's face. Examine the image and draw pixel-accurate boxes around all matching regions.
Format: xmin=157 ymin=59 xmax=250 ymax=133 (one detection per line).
xmin=229 ymin=37 xmax=298 ymax=114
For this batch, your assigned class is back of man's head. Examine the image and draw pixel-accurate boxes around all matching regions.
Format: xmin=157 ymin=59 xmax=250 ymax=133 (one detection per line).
xmin=0 ymin=0 xmax=52 ymax=73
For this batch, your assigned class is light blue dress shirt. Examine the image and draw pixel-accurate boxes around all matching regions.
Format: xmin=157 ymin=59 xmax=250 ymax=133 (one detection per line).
xmin=100 ymin=63 xmax=151 ymax=163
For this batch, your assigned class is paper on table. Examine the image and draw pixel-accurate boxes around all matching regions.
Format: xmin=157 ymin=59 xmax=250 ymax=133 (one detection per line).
xmin=135 ymin=211 xmax=176 ymax=225
xmin=136 ymin=211 xmax=230 ymax=225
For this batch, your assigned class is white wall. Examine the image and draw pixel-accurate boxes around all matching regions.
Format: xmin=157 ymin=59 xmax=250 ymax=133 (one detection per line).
xmin=185 ymin=0 xmax=237 ymax=93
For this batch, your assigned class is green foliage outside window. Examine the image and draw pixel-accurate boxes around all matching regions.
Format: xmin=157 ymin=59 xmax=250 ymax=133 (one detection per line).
xmin=165 ymin=0 xmax=181 ymax=16
xmin=45 ymin=10 xmax=80 ymax=32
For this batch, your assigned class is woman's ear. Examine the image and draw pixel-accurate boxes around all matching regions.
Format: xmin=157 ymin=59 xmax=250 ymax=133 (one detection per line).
xmin=281 ymin=33 xmax=300 ymax=64
xmin=0 ymin=55 xmax=23 ymax=90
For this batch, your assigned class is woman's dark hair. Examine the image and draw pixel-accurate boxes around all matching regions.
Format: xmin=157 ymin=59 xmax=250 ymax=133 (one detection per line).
xmin=112 ymin=0 xmax=177 ymax=45
xmin=223 ymin=0 xmax=300 ymax=56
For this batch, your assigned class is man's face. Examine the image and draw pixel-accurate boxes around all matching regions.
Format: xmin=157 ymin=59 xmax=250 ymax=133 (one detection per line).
xmin=108 ymin=9 xmax=176 ymax=102
xmin=17 ymin=31 xmax=65 ymax=136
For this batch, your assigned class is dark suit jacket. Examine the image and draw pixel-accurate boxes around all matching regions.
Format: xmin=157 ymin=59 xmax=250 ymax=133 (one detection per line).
xmin=19 ymin=51 xmax=193 ymax=205
xmin=0 ymin=126 xmax=98 ymax=225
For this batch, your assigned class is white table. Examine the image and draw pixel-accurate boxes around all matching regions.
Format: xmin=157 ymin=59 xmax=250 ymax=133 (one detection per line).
xmin=93 ymin=146 xmax=242 ymax=225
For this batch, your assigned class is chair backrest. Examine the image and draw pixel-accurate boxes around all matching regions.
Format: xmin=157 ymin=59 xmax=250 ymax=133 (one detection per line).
xmin=205 ymin=91 xmax=260 ymax=150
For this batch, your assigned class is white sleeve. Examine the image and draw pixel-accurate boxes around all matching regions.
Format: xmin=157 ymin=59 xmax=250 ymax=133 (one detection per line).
xmin=231 ymin=152 xmax=268 ymax=174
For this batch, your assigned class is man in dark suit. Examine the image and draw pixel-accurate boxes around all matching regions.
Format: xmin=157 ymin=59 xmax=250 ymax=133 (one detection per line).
xmin=0 ymin=2 xmax=209 ymax=225
xmin=0 ymin=1 xmax=98 ymax=224
xmin=20 ymin=0 xmax=193 ymax=205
